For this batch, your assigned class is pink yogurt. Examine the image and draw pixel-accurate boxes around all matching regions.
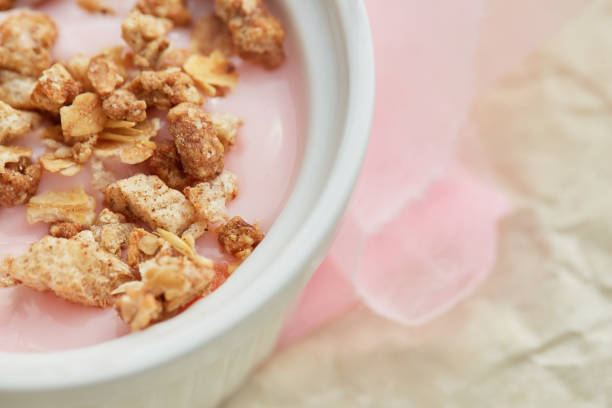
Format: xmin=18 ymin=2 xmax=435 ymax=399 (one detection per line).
xmin=0 ymin=0 xmax=305 ymax=352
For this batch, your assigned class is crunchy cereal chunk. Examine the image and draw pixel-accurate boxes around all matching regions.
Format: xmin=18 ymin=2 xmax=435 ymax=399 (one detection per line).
xmin=77 ymin=0 xmax=115 ymax=14
xmin=66 ymin=53 xmax=93 ymax=91
xmin=49 ymin=222 xmax=86 ymax=239
xmin=0 ymin=101 xmax=41 ymax=145
xmin=218 ymin=216 xmax=264 ymax=259
xmin=87 ymin=54 xmax=126 ymax=96
xmin=0 ymin=0 xmax=13 ymax=11
xmin=30 ymin=63 xmax=81 ymax=113
xmin=95 ymin=118 xmax=159 ymax=164
xmin=122 ymin=9 xmax=172 ymax=69
xmin=114 ymin=254 xmax=214 ymax=330
xmin=156 ymin=46 xmax=192 ymax=70
xmin=136 ymin=0 xmax=191 ymax=26
xmin=26 ymin=187 xmax=96 ymax=226
xmin=185 ymin=171 xmax=237 ymax=224
xmin=127 ymin=68 xmax=203 ymax=109
xmin=60 ymin=92 xmax=107 ymax=140
xmin=102 ymin=89 xmax=146 ymax=122
xmin=168 ymin=102 xmax=224 ymax=180
xmin=146 ymin=139 xmax=190 ymax=190
xmin=0 ymin=145 xmax=41 ymax=207
xmin=0 ymin=11 xmax=58 ymax=76
xmin=40 ymin=133 xmax=97 ymax=176
xmin=214 ymin=0 xmax=285 ymax=69
xmin=191 ymin=14 xmax=235 ymax=57
xmin=126 ymin=227 xmax=166 ymax=269
xmin=104 ymin=174 xmax=195 ymax=234
xmin=1 ymin=231 xmax=135 ymax=307
xmin=184 ymin=51 xmax=238 ymax=97
xmin=0 ymin=70 xmax=37 ymax=110
xmin=208 ymin=112 xmax=241 ymax=149
xmin=90 ymin=209 xmax=134 ymax=257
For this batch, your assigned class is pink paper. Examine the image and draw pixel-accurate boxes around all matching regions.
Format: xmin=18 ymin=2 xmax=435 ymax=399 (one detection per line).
xmin=280 ymin=0 xmax=587 ymax=343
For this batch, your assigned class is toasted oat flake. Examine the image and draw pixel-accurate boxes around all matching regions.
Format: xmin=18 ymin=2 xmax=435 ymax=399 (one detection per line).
xmin=26 ymin=187 xmax=96 ymax=226
xmin=77 ymin=0 xmax=115 ymax=15
xmin=157 ymin=228 xmax=213 ymax=268
xmin=136 ymin=0 xmax=191 ymax=26
xmin=94 ymin=118 xmax=160 ymax=164
xmin=60 ymin=92 xmax=107 ymax=140
xmin=126 ymin=227 xmax=167 ymax=269
xmin=185 ymin=170 xmax=237 ymax=225
xmin=184 ymin=52 xmax=238 ymax=97
xmin=40 ymin=134 xmax=97 ymax=176
xmin=0 ymin=101 xmax=41 ymax=145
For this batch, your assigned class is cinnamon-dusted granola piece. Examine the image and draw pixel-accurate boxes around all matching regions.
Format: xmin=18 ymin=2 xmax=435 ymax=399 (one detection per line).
xmin=49 ymin=222 xmax=86 ymax=239
xmin=208 ymin=112 xmax=241 ymax=149
xmin=26 ymin=187 xmax=96 ymax=226
xmin=136 ymin=0 xmax=191 ymax=26
xmin=66 ymin=53 xmax=93 ymax=91
xmin=40 ymin=133 xmax=97 ymax=176
xmin=1 ymin=231 xmax=135 ymax=307
xmin=60 ymin=92 xmax=107 ymax=140
xmin=0 ymin=101 xmax=41 ymax=145
xmin=95 ymin=118 xmax=159 ymax=164
xmin=30 ymin=63 xmax=81 ymax=113
xmin=104 ymin=174 xmax=196 ymax=235
xmin=90 ymin=209 xmax=135 ymax=257
xmin=126 ymin=227 xmax=167 ymax=269
xmin=156 ymin=47 xmax=192 ymax=70
xmin=146 ymin=139 xmax=190 ymax=190
xmin=167 ymin=102 xmax=224 ymax=180
xmin=87 ymin=54 xmax=126 ymax=96
xmin=77 ymin=0 xmax=115 ymax=15
xmin=214 ymin=0 xmax=285 ymax=69
xmin=218 ymin=216 xmax=264 ymax=259
xmin=127 ymin=68 xmax=203 ymax=109
xmin=102 ymin=89 xmax=147 ymax=122
xmin=191 ymin=14 xmax=235 ymax=57
xmin=0 ymin=70 xmax=37 ymax=110
xmin=0 ymin=145 xmax=41 ymax=207
xmin=0 ymin=11 xmax=58 ymax=76
xmin=114 ymin=254 xmax=214 ymax=330
xmin=183 ymin=51 xmax=238 ymax=97
xmin=185 ymin=170 xmax=237 ymax=224
xmin=0 ymin=0 xmax=13 ymax=11
xmin=122 ymin=9 xmax=172 ymax=69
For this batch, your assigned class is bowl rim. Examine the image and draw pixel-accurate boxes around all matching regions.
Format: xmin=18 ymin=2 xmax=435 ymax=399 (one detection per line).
xmin=0 ymin=0 xmax=375 ymax=391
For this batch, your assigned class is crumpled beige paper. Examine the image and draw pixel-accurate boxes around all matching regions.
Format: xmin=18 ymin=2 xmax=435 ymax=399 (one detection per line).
xmin=222 ymin=0 xmax=612 ymax=406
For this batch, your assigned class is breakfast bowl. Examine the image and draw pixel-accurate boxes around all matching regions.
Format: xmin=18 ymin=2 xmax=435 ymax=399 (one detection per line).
xmin=0 ymin=0 xmax=374 ymax=406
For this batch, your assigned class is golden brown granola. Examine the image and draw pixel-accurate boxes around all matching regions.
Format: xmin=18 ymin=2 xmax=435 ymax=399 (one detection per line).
xmin=0 ymin=101 xmax=41 ymax=145
xmin=60 ymin=92 xmax=107 ymax=140
xmin=126 ymin=227 xmax=166 ymax=269
xmin=185 ymin=170 xmax=237 ymax=225
xmin=90 ymin=209 xmax=135 ymax=257
xmin=40 ymin=133 xmax=97 ymax=176
xmin=127 ymin=68 xmax=203 ymax=109
xmin=146 ymin=139 xmax=190 ymax=190
xmin=0 ymin=145 xmax=41 ymax=207
xmin=191 ymin=14 xmax=235 ymax=57
xmin=218 ymin=216 xmax=264 ymax=259
xmin=0 ymin=70 xmax=37 ymax=110
xmin=135 ymin=0 xmax=191 ymax=26
xmin=94 ymin=118 xmax=159 ymax=164
xmin=66 ymin=53 xmax=94 ymax=92
xmin=167 ymin=102 xmax=224 ymax=181
xmin=1 ymin=231 xmax=135 ymax=307
xmin=87 ymin=54 xmax=126 ymax=96
xmin=114 ymin=253 xmax=214 ymax=330
xmin=208 ymin=111 xmax=241 ymax=149
xmin=155 ymin=46 xmax=192 ymax=70
xmin=0 ymin=0 xmax=13 ymax=11
xmin=26 ymin=187 xmax=96 ymax=226
xmin=122 ymin=9 xmax=172 ymax=69
xmin=0 ymin=11 xmax=58 ymax=76
xmin=104 ymin=174 xmax=196 ymax=235
xmin=214 ymin=0 xmax=285 ymax=69
xmin=102 ymin=89 xmax=147 ymax=122
xmin=183 ymin=51 xmax=238 ymax=97
xmin=30 ymin=63 xmax=82 ymax=113
xmin=49 ymin=222 xmax=86 ymax=239
xmin=77 ymin=0 xmax=115 ymax=15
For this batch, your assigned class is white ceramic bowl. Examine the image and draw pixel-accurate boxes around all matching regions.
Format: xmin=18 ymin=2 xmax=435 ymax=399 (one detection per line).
xmin=0 ymin=1 xmax=374 ymax=406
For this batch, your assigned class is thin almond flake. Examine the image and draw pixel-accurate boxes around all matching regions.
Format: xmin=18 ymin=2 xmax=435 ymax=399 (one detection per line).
xmin=30 ymin=63 xmax=81 ymax=113
xmin=184 ymin=52 xmax=238 ymax=97
xmin=104 ymin=174 xmax=196 ymax=235
xmin=90 ymin=209 xmax=135 ymax=257
xmin=60 ymin=92 xmax=107 ymax=140
xmin=77 ymin=0 xmax=115 ymax=15
xmin=1 ymin=231 xmax=135 ymax=307
xmin=26 ymin=187 xmax=96 ymax=226
xmin=208 ymin=112 xmax=241 ymax=149
xmin=218 ymin=216 xmax=264 ymax=259
xmin=127 ymin=68 xmax=203 ymax=109
xmin=114 ymin=254 xmax=214 ymax=330
xmin=0 ymin=70 xmax=37 ymax=110
xmin=94 ymin=118 xmax=160 ymax=164
xmin=122 ymin=9 xmax=172 ymax=69
xmin=191 ymin=14 xmax=235 ymax=57
xmin=136 ymin=0 xmax=191 ymax=26
xmin=0 ymin=144 xmax=41 ymax=207
xmin=0 ymin=101 xmax=41 ymax=145
xmin=185 ymin=170 xmax=237 ymax=225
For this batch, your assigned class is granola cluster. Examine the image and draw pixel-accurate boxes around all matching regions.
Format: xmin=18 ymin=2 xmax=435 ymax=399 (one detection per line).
xmin=0 ymin=0 xmax=286 ymax=331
